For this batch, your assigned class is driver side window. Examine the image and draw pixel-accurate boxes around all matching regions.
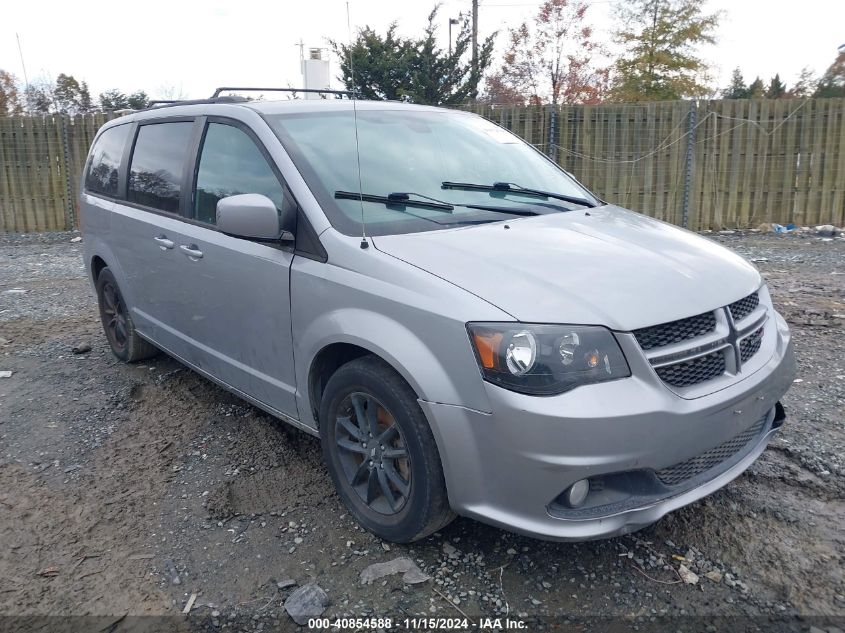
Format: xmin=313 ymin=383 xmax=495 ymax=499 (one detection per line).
xmin=194 ymin=122 xmax=293 ymax=227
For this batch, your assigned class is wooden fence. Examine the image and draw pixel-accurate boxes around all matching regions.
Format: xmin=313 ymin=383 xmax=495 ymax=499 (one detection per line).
xmin=1 ymin=99 xmax=844 ymax=232
xmin=469 ymin=98 xmax=845 ymax=230
xmin=0 ymin=112 xmax=119 ymax=233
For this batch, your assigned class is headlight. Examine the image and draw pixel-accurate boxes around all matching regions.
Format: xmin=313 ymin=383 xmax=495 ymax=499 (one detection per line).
xmin=467 ymin=323 xmax=631 ymax=395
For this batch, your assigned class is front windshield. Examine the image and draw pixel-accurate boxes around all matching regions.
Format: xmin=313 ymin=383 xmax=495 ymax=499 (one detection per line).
xmin=267 ymin=108 xmax=600 ymax=236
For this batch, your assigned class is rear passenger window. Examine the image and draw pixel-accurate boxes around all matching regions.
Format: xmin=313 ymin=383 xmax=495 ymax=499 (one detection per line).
xmin=194 ymin=123 xmax=291 ymax=225
xmin=85 ymin=124 xmax=131 ymax=196
xmin=128 ymin=122 xmax=193 ymax=213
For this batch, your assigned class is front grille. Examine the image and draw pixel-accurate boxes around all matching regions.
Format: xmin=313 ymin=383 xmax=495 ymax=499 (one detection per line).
xmin=655 ymin=351 xmax=726 ymax=387
xmin=633 ymin=311 xmax=717 ymax=351
xmin=656 ymin=415 xmax=767 ymax=486
xmin=729 ymin=292 xmax=759 ymax=322
xmin=740 ymin=327 xmax=764 ymax=363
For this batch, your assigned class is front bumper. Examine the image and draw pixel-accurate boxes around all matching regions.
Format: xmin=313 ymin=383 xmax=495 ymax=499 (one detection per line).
xmin=421 ymin=312 xmax=796 ymax=541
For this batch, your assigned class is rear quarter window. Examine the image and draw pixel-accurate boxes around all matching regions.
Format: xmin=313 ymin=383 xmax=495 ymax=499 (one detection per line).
xmin=128 ymin=121 xmax=194 ymax=213
xmin=85 ymin=124 xmax=131 ymax=197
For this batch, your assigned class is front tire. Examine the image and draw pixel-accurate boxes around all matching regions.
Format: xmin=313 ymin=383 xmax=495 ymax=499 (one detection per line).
xmin=319 ymin=356 xmax=454 ymax=542
xmin=96 ymin=267 xmax=158 ymax=363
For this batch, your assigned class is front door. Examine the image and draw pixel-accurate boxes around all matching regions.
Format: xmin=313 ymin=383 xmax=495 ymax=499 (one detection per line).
xmin=161 ymin=120 xmax=299 ymax=418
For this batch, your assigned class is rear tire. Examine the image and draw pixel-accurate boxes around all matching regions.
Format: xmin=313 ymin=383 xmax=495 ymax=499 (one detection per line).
xmin=96 ymin=267 xmax=158 ymax=363
xmin=319 ymin=355 xmax=455 ymax=542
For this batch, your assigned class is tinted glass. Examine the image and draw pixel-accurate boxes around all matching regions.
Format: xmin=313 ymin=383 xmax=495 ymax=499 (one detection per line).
xmin=85 ymin=124 xmax=131 ymax=196
xmin=128 ymin=122 xmax=193 ymax=213
xmin=267 ymin=109 xmax=598 ymax=236
xmin=194 ymin=123 xmax=290 ymax=225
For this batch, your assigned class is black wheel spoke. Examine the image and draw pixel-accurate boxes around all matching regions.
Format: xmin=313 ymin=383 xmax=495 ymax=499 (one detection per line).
xmin=103 ymin=287 xmax=116 ymax=311
xmin=383 ymin=461 xmax=410 ymax=497
xmin=383 ymin=446 xmax=408 ymax=460
xmin=336 ymin=436 xmax=367 ymax=454
xmin=365 ymin=468 xmax=379 ymax=504
xmin=364 ymin=395 xmax=380 ymax=437
xmin=377 ymin=467 xmax=397 ymax=512
xmin=350 ymin=394 xmax=369 ymax=437
xmin=378 ymin=425 xmax=399 ymax=444
xmin=337 ymin=415 xmax=364 ymax=441
xmin=350 ymin=459 xmax=369 ymax=486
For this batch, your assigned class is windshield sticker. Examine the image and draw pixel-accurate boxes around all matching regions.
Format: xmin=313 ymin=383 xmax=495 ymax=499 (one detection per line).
xmin=477 ymin=124 xmax=520 ymax=144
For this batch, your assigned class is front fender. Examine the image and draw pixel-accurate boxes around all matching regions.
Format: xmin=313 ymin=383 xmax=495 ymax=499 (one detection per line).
xmin=296 ymin=309 xmax=477 ymax=427
xmin=290 ymin=253 xmax=507 ymax=429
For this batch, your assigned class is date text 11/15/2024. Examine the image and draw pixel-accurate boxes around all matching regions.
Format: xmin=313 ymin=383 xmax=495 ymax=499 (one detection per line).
xmin=307 ymin=617 xmax=528 ymax=630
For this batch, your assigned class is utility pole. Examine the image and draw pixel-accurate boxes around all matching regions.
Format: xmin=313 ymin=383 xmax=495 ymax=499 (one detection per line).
xmin=471 ymin=0 xmax=479 ymax=76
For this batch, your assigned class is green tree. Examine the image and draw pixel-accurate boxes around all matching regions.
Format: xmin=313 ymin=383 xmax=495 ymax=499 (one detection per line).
xmin=765 ymin=74 xmax=786 ymax=99
xmin=330 ymin=24 xmax=414 ymax=101
xmin=331 ymin=6 xmax=495 ymax=105
xmin=126 ymin=91 xmax=150 ymax=109
xmin=53 ymin=73 xmax=84 ymax=113
xmin=746 ymin=77 xmax=765 ymax=98
xmin=99 ymin=89 xmax=129 ymax=110
xmin=404 ymin=9 xmax=495 ymax=104
xmin=493 ymin=0 xmax=608 ymax=105
xmin=0 ymin=69 xmax=23 ymax=115
xmin=722 ymin=67 xmax=749 ymax=99
xmin=100 ymin=89 xmax=149 ymax=110
xmin=610 ymin=0 xmax=720 ymax=102
xmin=814 ymin=50 xmax=845 ymax=97
xmin=78 ymin=81 xmax=93 ymax=112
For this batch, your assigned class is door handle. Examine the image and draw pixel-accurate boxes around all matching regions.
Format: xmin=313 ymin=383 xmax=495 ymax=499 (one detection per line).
xmin=154 ymin=235 xmax=174 ymax=250
xmin=180 ymin=244 xmax=204 ymax=260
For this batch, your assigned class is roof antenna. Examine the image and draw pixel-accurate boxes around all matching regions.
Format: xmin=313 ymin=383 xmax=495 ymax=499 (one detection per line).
xmin=347 ymin=1 xmax=368 ymax=249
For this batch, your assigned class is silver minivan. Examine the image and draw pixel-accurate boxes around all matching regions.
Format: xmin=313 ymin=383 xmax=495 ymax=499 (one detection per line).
xmin=81 ymin=97 xmax=795 ymax=543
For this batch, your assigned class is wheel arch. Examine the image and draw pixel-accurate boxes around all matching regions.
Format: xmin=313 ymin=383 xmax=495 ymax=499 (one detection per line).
xmin=296 ymin=309 xmax=491 ymax=431
xmin=91 ymin=255 xmax=108 ymax=284
xmin=308 ymin=342 xmax=374 ymax=423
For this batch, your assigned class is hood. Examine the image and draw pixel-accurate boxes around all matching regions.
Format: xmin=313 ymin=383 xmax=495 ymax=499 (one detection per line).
xmin=372 ymin=206 xmax=762 ymax=331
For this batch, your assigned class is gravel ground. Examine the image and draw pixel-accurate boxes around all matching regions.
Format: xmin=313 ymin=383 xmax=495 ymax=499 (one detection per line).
xmin=1 ymin=229 xmax=843 ymax=631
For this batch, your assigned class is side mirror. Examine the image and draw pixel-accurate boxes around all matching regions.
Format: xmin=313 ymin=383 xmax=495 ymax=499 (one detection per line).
xmin=216 ymin=194 xmax=283 ymax=240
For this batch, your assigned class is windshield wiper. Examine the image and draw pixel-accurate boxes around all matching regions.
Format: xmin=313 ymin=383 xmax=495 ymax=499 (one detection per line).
xmin=335 ymin=191 xmax=454 ymax=212
xmin=334 ymin=190 xmax=542 ymax=218
xmin=442 ymin=181 xmax=596 ymax=208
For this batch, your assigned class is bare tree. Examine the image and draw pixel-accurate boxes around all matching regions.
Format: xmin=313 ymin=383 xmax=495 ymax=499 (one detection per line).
xmin=25 ymin=77 xmax=56 ymax=114
xmin=493 ymin=0 xmax=608 ymax=105
xmin=156 ymin=83 xmax=187 ymax=101
xmin=0 ymin=69 xmax=24 ymax=115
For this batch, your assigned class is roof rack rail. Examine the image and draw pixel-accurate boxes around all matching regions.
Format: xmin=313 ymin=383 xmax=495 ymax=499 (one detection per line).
xmin=211 ymin=86 xmax=356 ymax=99
xmin=144 ymin=96 xmax=250 ymax=110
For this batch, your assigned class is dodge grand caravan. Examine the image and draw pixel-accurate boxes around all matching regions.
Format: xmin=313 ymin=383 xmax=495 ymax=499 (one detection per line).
xmin=80 ymin=97 xmax=795 ymax=543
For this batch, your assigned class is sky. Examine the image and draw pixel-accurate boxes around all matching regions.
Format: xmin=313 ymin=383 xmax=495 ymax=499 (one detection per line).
xmin=1 ymin=0 xmax=843 ymax=101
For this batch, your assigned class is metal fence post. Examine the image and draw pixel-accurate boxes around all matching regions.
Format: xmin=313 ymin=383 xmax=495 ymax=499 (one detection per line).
xmin=681 ymin=100 xmax=697 ymax=229
xmin=548 ymin=104 xmax=558 ymax=161
xmin=59 ymin=114 xmax=75 ymax=230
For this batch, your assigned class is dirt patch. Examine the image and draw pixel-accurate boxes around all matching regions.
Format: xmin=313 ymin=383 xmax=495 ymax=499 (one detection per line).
xmin=207 ymin=468 xmax=309 ymax=519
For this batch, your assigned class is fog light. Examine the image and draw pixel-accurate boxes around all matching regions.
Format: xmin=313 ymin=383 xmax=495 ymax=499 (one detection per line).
xmin=564 ymin=479 xmax=590 ymax=508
